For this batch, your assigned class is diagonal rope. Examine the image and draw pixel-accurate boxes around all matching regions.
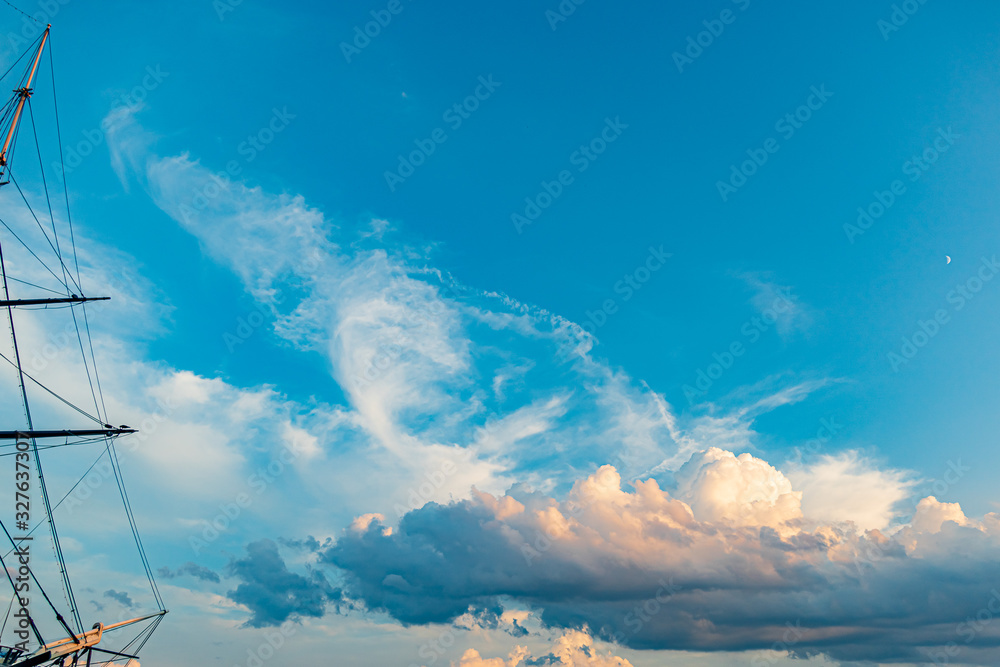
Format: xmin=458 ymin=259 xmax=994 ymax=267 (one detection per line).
xmin=7 ymin=171 xmax=80 ymax=294
xmin=1 ymin=0 xmax=41 ymax=24
xmin=0 ymin=347 xmax=104 ymax=424
xmin=0 ymin=214 xmax=68 ymax=289
xmin=27 ymin=97 xmax=69 ymax=291
xmin=49 ymin=33 xmax=84 ymax=290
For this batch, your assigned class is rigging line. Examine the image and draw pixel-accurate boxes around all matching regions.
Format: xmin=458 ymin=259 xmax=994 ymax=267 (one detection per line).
xmin=0 ymin=447 xmax=109 ymax=561
xmin=107 ymin=437 xmax=163 ymax=610
xmin=30 ymin=419 xmax=85 ymax=635
xmin=0 ymin=517 xmax=77 ymax=643
xmin=2 ymin=227 xmax=84 ymax=634
xmin=0 ymin=214 xmax=69 ymax=290
xmin=48 ymin=33 xmax=82 ymax=289
xmin=104 ymin=438 xmax=163 ymax=609
xmin=0 ymin=534 xmax=44 ymax=646
xmin=8 ymin=171 xmax=81 ymax=295
xmin=119 ymin=614 xmax=163 ymax=656
xmin=0 ymin=591 xmax=13 ymax=640
xmin=0 ymin=439 xmax=108 ymax=456
xmin=1 ymin=1 xmax=41 ymax=24
xmin=80 ymin=301 xmax=108 ymax=423
xmin=27 ymin=97 xmax=70 ymax=292
xmin=0 ymin=228 xmax=35 ymax=456
xmin=7 ymin=275 xmax=63 ymax=294
xmin=47 ymin=35 xmax=110 ymax=441
xmin=0 ymin=34 xmax=38 ymax=85
xmin=68 ymin=302 xmax=103 ymax=424
xmin=0 ymin=349 xmax=104 ymax=424
xmin=2 ymin=217 xmax=85 ymax=634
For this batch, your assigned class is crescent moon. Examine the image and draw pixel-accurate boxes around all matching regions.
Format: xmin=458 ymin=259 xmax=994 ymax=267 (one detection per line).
xmin=946 ymin=256 xmax=951 ymax=264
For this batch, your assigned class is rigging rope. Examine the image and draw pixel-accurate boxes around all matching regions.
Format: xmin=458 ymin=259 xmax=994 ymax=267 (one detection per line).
xmin=27 ymin=97 xmax=70 ymax=291
xmin=49 ymin=35 xmax=84 ymax=291
xmin=0 ymin=214 xmax=69 ymax=290
xmin=0 ymin=1 xmax=40 ymax=24
xmin=0 ymin=590 xmax=13 ymax=641
xmin=0 ymin=347 xmax=104 ymax=424
xmin=8 ymin=172 xmax=80 ymax=294
xmin=7 ymin=275 xmax=62 ymax=294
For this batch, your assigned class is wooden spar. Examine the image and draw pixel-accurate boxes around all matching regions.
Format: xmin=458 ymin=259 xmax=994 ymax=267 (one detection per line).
xmin=0 ymin=296 xmax=109 ymax=307
xmin=10 ymin=611 xmax=167 ymax=667
xmin=0 ymin=25 xmax=50 ymax=173
xmin=0 ymin=428 xmax=136 ymax=439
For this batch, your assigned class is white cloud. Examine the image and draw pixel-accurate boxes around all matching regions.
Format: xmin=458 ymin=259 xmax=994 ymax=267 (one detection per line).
xmin=450 ymin=630 xmax=633 ymax=667
xmin=786 ymin=450 xmax=916 ymax=531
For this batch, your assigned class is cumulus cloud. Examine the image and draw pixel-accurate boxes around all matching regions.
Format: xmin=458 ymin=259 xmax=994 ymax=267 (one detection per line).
xmin=786 ymin=450 xmax=916 ymax=532
xmin=449 ymin=630 xmax=632 ymax=667
xmin=227 ymin=539 xmax=340 ymax=627
xmin=327 ymin=448 xmax=1000 ymax=663
xmin=674 ymin=447 xmax=802 ymax=527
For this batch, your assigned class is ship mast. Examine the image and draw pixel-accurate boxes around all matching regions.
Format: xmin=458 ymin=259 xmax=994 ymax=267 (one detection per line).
xmin=0 ymin=22 xmax=164 ymax=663
xmin=0 ymin=24 xmax=49 ymax=183
xmin=0 ymin=23 xmax=85 ymax=638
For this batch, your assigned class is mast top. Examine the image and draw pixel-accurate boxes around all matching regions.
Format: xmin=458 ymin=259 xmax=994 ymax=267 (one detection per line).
xmin=0 ymin=24 xmax=50 ymax=177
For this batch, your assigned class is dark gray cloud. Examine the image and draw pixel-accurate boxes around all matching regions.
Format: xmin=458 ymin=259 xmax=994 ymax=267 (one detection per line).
xmin=158 ymin=561 xmax=222 ymax=583
xmin=278 ymin=536 xmax=330 ymax=552
xmin=227 ymin=539 xmax=341 ymax=628
xmin=103 ymin=589 xmax=134 ymax=608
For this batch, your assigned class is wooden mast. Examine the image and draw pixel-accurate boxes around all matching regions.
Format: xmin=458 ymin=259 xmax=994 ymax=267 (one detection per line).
xmin=0 ymin=24 xmax=50 ymax=181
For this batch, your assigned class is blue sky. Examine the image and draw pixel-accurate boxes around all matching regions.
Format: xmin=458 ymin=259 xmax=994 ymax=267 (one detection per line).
xmin=1 ymin=0 xmax=1000 ymax=665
